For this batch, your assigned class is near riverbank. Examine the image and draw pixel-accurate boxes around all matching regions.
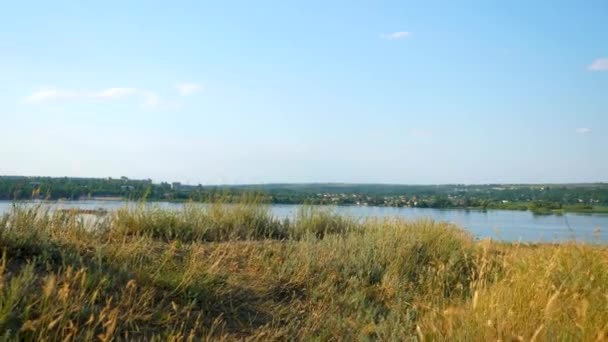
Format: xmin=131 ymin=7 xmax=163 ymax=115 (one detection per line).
xmin=1 ymin=202 xmax=607 ymax=340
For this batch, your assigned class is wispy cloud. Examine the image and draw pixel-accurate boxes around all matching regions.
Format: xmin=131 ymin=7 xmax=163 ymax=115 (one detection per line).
xmin=575 ymin=127 xmax=592 ymax=134
xmin=175 ymin=83 xmax=203 ymax=96
xmin=588 ymin=58 xmax=608 ymax=71
xmin=24 ymin=88 xmax=79 ymax=102
xmin=92 ymin=87 xmax=140 ymax=99
xmin=381 ymin=31 xmax=412 ymax=40
xmin=91 ymin=88 xmax=161 ymax=108
xmin=24 ymin=87 xmax=161 ymax=108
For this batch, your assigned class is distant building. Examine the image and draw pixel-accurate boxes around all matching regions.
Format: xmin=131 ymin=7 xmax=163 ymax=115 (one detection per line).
xmin=170 ymin=182 xmax=198 ymax=192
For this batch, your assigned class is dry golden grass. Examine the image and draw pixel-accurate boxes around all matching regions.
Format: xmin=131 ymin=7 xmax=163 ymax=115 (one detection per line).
xmin=0 ymin=203 xmax=606 ymax=340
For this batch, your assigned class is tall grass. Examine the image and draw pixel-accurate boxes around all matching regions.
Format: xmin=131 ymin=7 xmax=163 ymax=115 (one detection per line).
xmin=0 ymin=202 xmax=606 ymax=340
xmin=112 ymin=200 xmax=286 ymax=241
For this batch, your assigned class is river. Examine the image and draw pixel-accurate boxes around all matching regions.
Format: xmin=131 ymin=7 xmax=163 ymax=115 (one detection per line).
xmin=0 ymin=200 xmax=606 ymax=243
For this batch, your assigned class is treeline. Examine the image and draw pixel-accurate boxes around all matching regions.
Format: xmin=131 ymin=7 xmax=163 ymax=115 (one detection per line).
xmin=0 ymin=176 xmax=265 ymax=202
xmin=0 ymin=176 xmax=153 ymax=200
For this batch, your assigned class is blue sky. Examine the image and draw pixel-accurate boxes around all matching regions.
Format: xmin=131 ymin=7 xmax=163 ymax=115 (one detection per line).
xmin=1 ymin=0 xmax=606 ymax=184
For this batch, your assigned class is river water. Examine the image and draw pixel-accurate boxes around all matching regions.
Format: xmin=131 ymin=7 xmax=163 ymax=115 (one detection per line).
xmin=1 ymin=200 xmax=606 ymax=243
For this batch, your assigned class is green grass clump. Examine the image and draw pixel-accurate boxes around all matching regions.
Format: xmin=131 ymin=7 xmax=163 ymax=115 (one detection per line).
xmin=0 ymin=202 xmax=606 ymax=340
xmin=111 ymin=199 xmax=286 ymax=242
xmin=287 ymin=206 xmax=361 ymax=239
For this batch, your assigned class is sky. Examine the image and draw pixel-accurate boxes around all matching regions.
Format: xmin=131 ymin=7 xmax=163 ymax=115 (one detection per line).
xmin=0 ymin=0 xmax=607 ymax=185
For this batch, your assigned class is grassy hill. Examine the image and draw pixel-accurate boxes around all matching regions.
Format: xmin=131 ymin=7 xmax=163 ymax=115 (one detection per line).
xmin=0 ymin=201 xmax=606 ymax=340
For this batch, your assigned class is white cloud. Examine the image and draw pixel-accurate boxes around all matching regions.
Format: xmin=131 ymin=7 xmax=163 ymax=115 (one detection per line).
xmin=91 ymin=87 xmax=140 ymax=99
xmin=575 ymin=127 xmax=592 ymax=134
xmin=24 ymin=86 xmax=162 ymax=108
xmin=588 ymin=58 xmax=608 ymax=71
xmin=24 ymin=88 xmax=78 ymax=102
xmin=91 ymin=88 xmax=161 ymax=108
xmin=381 ymin=31 xmax=412 ymax=40
xmin=175 ymin=83 xmax=203 ymax=96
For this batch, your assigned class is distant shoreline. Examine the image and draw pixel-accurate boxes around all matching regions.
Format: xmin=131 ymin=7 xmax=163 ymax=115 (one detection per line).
xmin=85 ymin=196 xmax=124 ymax=201
xmin=2 ymin=198 xmax=608 ymax=215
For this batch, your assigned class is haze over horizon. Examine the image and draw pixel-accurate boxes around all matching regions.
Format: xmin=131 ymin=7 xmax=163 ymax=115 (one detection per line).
xmin=1 ymin=1 xmax=607 ymax=184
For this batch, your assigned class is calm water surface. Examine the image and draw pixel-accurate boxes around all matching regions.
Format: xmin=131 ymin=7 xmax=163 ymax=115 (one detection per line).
xmin=1 ymin=200 xmax=606 ymax=243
